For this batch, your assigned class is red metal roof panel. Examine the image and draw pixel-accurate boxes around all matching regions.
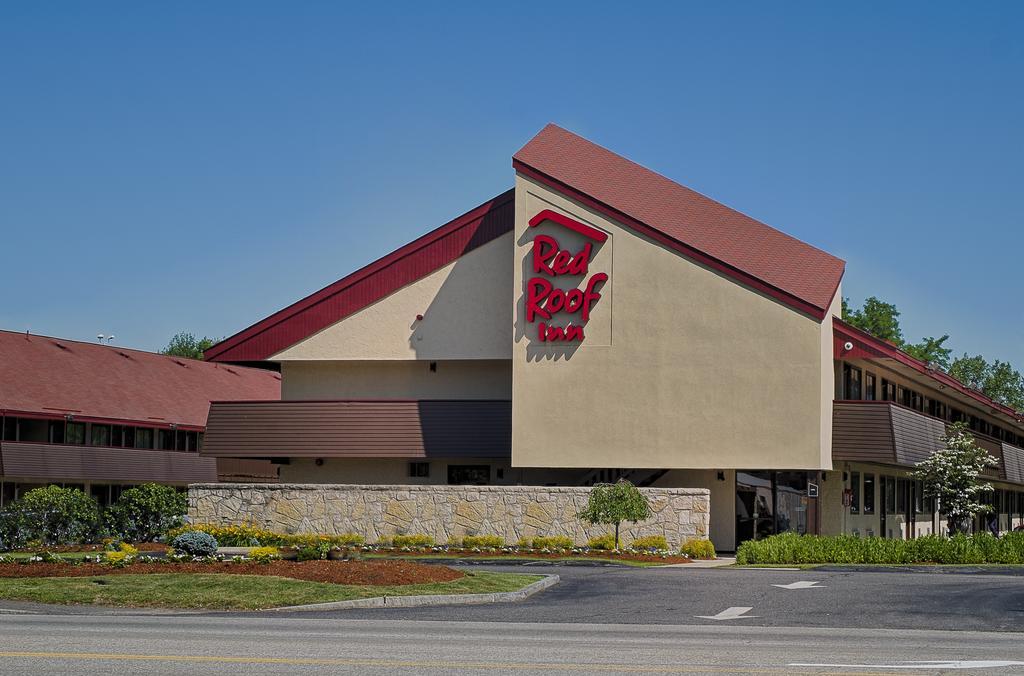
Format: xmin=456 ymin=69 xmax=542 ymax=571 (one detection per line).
xmin=514 ymin=124 xmax=845 ymax=317
xmin=0 ymin=331 xmax=280 ymax=428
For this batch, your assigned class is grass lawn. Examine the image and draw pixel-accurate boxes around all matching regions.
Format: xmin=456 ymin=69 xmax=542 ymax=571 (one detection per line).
xmin=0 ymin=570 xmax=541 ymax=610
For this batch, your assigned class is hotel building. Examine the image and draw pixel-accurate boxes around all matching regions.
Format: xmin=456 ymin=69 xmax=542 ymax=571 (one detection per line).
xmin=201 ymin=125 xmax=1024 ymax=549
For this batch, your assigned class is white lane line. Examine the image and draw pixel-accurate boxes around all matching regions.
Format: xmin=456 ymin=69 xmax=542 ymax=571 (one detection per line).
xmin=791 ymin=661 xmax=1024 ymax=670
xmin=694 ymin=606 xmax=757 ymax=621
xmin=771 ymin=580 xmax=826 ymax=590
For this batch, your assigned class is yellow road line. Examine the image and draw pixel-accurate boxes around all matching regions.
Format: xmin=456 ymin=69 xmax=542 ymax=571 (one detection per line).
xmin=0 ymin=651 xmax=916 ymax=674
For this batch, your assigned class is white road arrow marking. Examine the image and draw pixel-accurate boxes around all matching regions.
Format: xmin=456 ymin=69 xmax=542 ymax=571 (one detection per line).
xmin=694 ymin=606 xmax=757 ymax=621
xmin=790 ymin=661 xmax=1024 ymax=670
xmin=771 ymin=580 xmax=826 ymax=590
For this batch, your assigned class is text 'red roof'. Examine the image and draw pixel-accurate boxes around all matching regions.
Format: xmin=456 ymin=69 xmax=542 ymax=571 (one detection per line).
xmin=514 ymin=124 xmax=845 ymax=318
xmin=0 ymin=330 xmax=281 ymax=428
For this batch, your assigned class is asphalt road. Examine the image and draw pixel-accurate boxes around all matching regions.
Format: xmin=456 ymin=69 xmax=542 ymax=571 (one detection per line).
xmin=1 ymin=615 xmax=1024 ymax=675
xmin=1 ymin=564 xmax=1024 ymax=674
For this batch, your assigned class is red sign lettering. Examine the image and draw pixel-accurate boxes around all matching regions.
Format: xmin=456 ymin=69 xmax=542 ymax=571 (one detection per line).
xmin=525 ymin=213 xmax=607 ymax=343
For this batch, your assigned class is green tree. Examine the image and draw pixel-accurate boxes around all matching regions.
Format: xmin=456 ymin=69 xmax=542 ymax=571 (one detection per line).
xmin=105 ymin=484 xmax=188 ymax=542
xmin=904 ymin=335 xmax=952 ymax=370
xmin=577 ymin=480 xmax=653 ymax=549
xmin=8 ymin=486 xmax=102 ymax=545
xmin=842 ymin=296 xmax=904 ymax=346
xmin=912 ymin=423 xmax=998 ymax=535
xmin=949 ymin=355 xmax=1024 ymax=410
xmin=161 ymin=332 xmax=217 ymax=360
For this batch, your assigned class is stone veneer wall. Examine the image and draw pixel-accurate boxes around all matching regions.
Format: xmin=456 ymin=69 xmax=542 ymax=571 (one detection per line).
xmin=188 ymin=484 xmax=711 ymax=548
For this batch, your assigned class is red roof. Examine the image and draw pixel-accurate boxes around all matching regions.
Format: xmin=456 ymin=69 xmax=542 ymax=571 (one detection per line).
xmin=0 ymin=330 xmax=280 ymax=429
xmin=205 ymin=189 xmax=514 ymax=363
xmin=834 ymin=319 xmax=1024 ymax=424
xmin=513 ymin=124 xmax=845 ymax=319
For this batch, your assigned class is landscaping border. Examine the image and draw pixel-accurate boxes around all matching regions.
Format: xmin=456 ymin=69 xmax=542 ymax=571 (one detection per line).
xmin=266 ymin=573 xmax=559 ymax=612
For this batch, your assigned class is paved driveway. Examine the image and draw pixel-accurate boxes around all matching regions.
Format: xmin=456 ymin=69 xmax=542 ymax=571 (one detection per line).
xmin=239 ymin=562 xmax=1024 ymax=632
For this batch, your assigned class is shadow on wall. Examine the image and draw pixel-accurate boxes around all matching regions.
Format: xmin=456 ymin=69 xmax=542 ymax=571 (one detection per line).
xmin=514 ymin=220 xmax=608 ymax=363
xmin=406 ymin=203 xmax=514 ymax=362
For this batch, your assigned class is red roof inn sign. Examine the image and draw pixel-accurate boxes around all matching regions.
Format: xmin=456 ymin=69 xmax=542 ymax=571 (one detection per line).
xmin=525 ymin=210 xmax=608 ymax=343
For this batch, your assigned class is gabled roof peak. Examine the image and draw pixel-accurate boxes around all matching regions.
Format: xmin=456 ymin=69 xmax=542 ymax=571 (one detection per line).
xmin=513 ymin=124 xmax=845 ymax=318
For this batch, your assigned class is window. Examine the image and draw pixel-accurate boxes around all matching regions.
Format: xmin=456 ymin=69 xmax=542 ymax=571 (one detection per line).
xmin=864 ymin=373 xmax=877 ymax=401
xmin=885 ymin=476 xmax=896 ymax=514
xmin=843 ymin=364 xmax=862 ymax=400
xmin=928 ymin=399 xmax=947 ymax=420
xmin=158 ymin=429 xmax=175 ymax=451
xmin=123 ymin=427 xmax=135 ymax=448
xmin=91 ymin=425 xmax=111 ymax=447
xmin=1 ymin=418 xmax=16 ymax=441
xmin=863 ymin=473 xmax=876 ymax=514
xmin=447 ymin=465 xmax=490 ymax=485
xmin=111 ymin=426 xmax=124 ymax=447
xmin=408 ymin=462 xmax=430 ymax=478
xmin=914 ymin=480 xmax=925 ymax=514
xmin=134 ymin=428 xmax=152 ymax=449
xmin=881 ymin=379 xmax=897 ymax=402
xmin=896 ymin=477 xmax=907 ymax=514
xmin=47 ymin=420 xmax=65 ymax=444
xmin=850 ymin=472 xmax=860 ymax=514
xmin=66 ymin=422 xmax=85 ymax=445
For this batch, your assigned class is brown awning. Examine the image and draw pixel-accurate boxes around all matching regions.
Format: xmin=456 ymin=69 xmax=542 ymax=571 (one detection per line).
xmin=202 ymin=400 xmax=512 ymax=459
xmin=833 ymin=401 xmax=1024 ymax=486
xmin=0 ymin=441 xmax=217 ymax=484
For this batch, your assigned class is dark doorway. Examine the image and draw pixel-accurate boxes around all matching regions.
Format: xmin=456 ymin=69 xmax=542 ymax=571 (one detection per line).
xmin=735 ymin=471 xmax=816 ymax=550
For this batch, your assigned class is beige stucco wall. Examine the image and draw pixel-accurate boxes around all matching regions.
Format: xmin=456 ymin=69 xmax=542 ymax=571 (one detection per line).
xmin=653 ymin=469 xmax=736 ymax=550
xmin=272 ymin=233 xmax=513 ymax=361
xmin=189 ymin=483 xmax=711 ymax=548
xmin=280 ymin=360 xmax=511 ymax=400
xmin=512 ymin=174 xmax=835 ymax=470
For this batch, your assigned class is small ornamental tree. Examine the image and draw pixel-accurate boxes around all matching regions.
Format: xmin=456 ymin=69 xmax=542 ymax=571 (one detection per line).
xmin=912 ymin=422 xmax=999 ymax=535
xmin=105 ymin=484 xmax=188 ymax=542
xmin=12 ymin=486 xmax=102 ymax=545
xmin=578 ymin=480 xmax=652 ymax=549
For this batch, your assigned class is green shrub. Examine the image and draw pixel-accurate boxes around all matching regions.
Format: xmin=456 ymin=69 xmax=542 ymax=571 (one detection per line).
xmin=389 ymin=534 xmax=435 ymax=548
xmin=680 ymin=538 xmax=716 ymax=559
xmin=35 ymin=550 xmax=66 ymax=564
xmin=248 ymin=546 xmax=280 ymax=564
xmin=166 ymin=524 xmax=365 ymax=549
xmin=530 ymin=536 xmax=574 ymax=550
xmin=631 ymin=535 xmax=668 ymax=551
xmin=586 ymin=533 xmax=617 ymax=550
xmin=296 ymin=541 xmax=332 ymax=561
xmin=460 ymin=535 xmax=504 ymax=548
xmin=735 ymin=532 xmax=1018 ymax=565
xmin=103 ymin=543 xmax=139 ymax=567
xmin=171 ymin=531 xmax=218 ymax=557
xmin=105 ymin=484 xmax=186 ymax=542
xmin=5 ymin=486 xmax=102 ymax=546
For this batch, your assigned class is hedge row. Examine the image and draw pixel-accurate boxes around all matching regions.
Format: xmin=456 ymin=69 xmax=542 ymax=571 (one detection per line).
xmin=0 ymin=484 xmax=186 ymax=549
xmin=736 ymin=532 xmax=1024 ymax=565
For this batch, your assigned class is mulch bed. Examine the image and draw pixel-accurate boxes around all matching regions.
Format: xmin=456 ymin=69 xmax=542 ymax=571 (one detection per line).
xmin=385 ymin=550 xmax=695 ymax=564
xmin=0 ymin=560 xmax=464 ymax=586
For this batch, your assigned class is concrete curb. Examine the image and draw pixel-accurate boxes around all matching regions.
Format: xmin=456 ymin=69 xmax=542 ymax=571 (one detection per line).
xmin=267 ymin=574 xmax=560 ymax=613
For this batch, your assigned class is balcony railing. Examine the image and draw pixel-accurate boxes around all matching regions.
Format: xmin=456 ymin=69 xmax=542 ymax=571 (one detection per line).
xmin=0 ymin=440 xmax=217 ymax=484
xmin=833 ymin=400 xmax=1024 ymax=484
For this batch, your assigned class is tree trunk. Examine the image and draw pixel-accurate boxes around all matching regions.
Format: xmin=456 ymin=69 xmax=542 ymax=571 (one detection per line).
xmin=947 ymin=514 xmax=971 ymax=536
xmin=614 ymin=522 xmax=620 ymax=550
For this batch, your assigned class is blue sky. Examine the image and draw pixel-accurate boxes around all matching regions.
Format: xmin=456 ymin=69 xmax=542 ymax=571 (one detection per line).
xmin=1 ymin=2 xmax=1021 ymax=364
